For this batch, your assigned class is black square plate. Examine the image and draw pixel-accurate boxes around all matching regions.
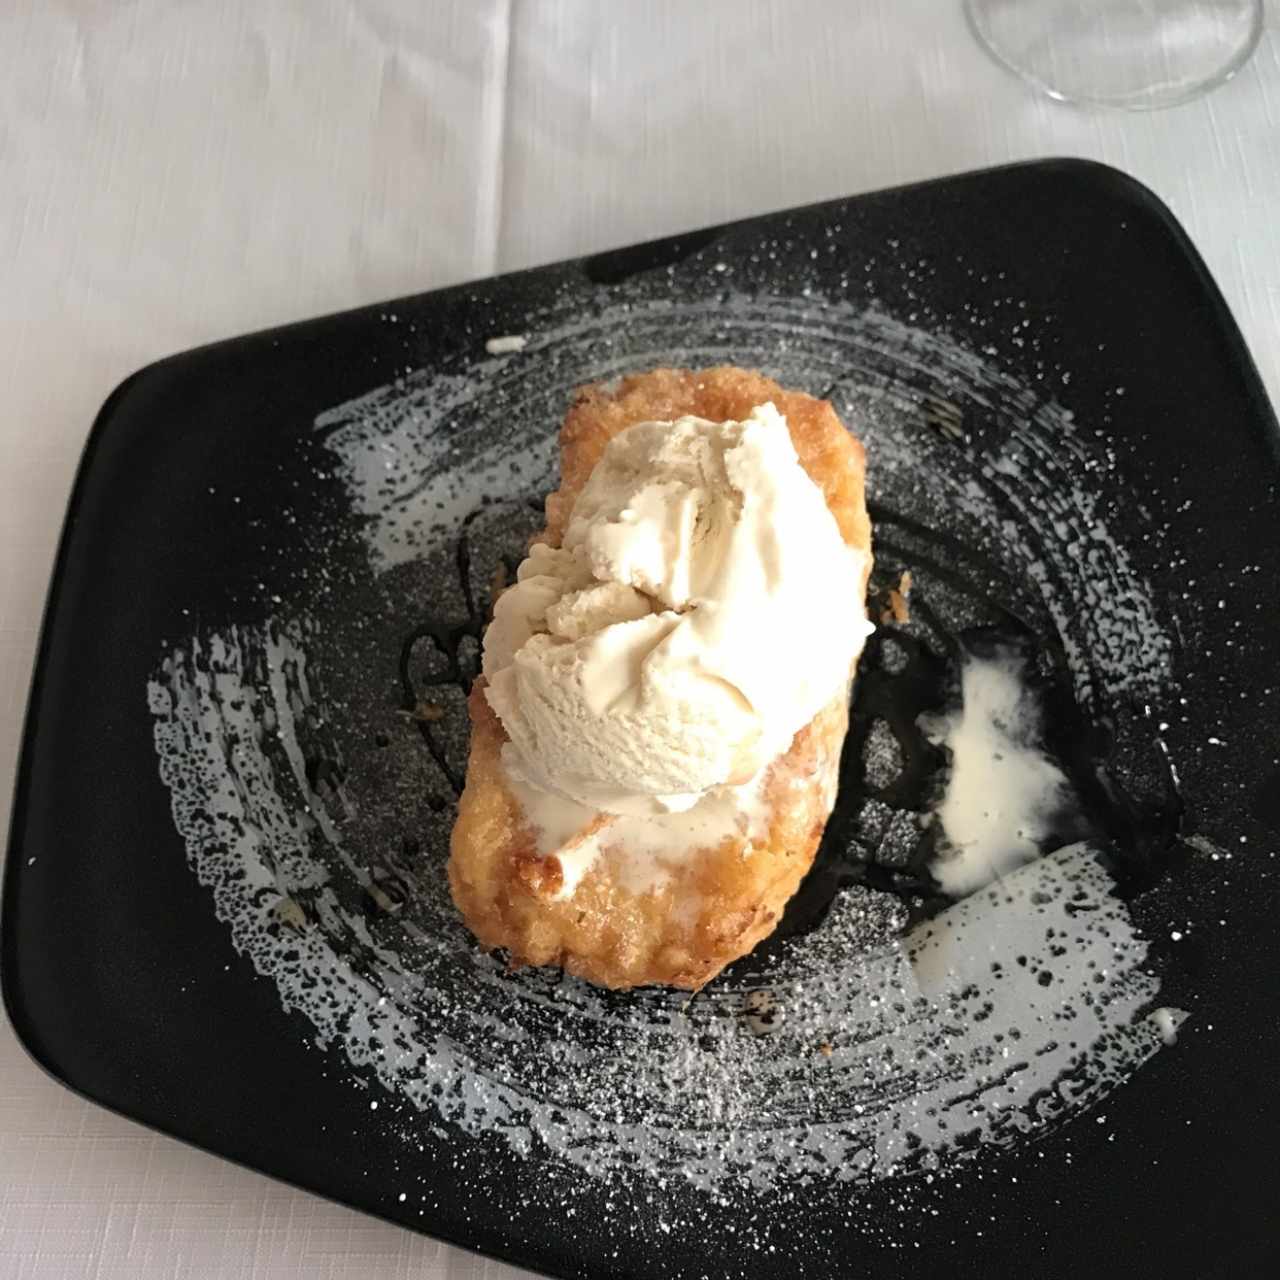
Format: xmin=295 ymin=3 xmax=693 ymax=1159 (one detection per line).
xmin=5 ymin=160 xmax=1280 ymax=1279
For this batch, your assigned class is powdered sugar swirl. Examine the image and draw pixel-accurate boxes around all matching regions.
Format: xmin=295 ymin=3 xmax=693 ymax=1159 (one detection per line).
xmin=148 ymin=292 xmax=1186 ymax=1206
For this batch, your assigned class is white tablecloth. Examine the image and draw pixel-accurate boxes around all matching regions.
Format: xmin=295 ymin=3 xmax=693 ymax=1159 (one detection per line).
xmin=2 ymin=3 xmax=1277 ymax=1276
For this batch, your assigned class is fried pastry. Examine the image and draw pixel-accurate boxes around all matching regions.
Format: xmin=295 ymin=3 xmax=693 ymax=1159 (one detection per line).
xmin=448 ymin=367 xmax=872 ymax=990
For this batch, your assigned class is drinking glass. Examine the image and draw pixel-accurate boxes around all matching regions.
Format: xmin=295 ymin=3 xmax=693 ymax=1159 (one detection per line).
xmin=965 ymin=0 xmax=1264 ymax=109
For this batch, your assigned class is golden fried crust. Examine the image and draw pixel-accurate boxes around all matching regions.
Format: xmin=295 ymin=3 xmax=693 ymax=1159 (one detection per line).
xmin=447 ymin=367 xmax=871 ymax=990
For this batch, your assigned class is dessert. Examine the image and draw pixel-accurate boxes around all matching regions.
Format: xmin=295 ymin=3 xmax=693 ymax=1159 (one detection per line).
xmin=448 ymin=367 xmax=873 ymax=989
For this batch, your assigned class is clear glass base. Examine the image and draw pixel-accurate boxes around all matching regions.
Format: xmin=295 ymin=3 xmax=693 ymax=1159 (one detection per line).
xmin=965 ymin=0 xmax=1263 ymax=110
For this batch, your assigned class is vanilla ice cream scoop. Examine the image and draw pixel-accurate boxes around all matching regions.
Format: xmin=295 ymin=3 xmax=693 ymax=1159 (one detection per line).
xmin=482 ymin=402 xmax=873 ymax=817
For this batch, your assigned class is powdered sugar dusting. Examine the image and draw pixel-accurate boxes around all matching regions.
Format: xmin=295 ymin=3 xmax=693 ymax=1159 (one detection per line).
xmin=148 ymin=289 xmax=1190 ymax=1225
xmin=149 ymin=621 xmax=1171 ymax=1190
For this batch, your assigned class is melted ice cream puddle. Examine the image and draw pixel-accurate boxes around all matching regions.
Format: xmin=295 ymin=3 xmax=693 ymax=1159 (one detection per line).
xmin=927 ymin=648 xmax=1074 ymax=897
